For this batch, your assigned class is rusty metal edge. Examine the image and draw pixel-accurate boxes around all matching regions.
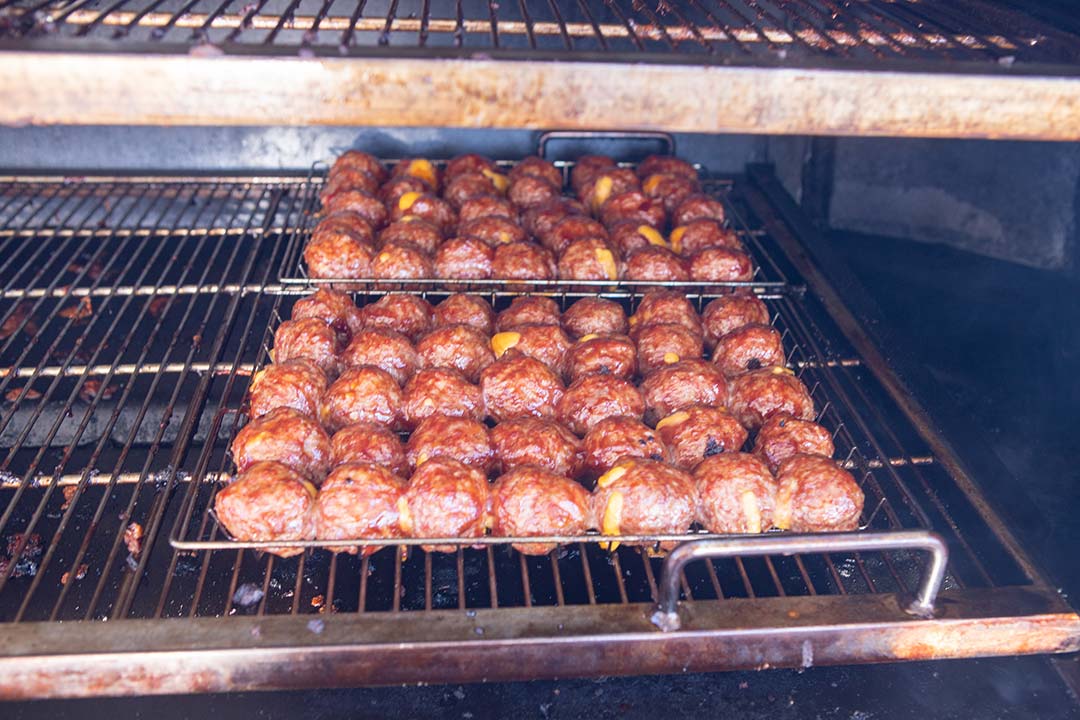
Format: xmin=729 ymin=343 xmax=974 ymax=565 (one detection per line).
xmin=3 ymin=53 xmax=1080 ymax=140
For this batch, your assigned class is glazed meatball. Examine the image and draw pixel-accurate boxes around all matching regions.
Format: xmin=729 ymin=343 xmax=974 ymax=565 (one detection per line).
xmin=672 ymin=193 xmax=726 ymax=227
xmin=399 ymin=457 xmax=490 ymax=552
xmin=459 ymin=216 xmax=526 ymax=247
xmin=583 ymin=415 xmax=670 ymax=478
xmin=370 ymin=242 xmax=435 ymax=282
xmin=492 ymin=242 xmax=557 ymax=283
xmin=322 ymin=366 xmax=404 ymax=432
xmin=570 ymin=155 xmax=617 ymax=194
xmin=608 ymin=221 xmax=669 ymax=257
xmin=459 ymin=195 xmax=517 ymax=224
xmin=557 ymin=237 xmax=622 ymax=284
xmin=330 ymin=150 xmax=387 ymax=184
xmin=509 ymin=175 xmax=561 ymax=210
xmin=492 ymin=323 xmax=572 ymax=377
xmin=405 ymin=414 xmax=494 ymax=473
xmin=642 ymin=173 xmax=699 ymax=214
xmin=774 ymin=454 xmax=864 ymax=532
xmin=340 ymin=328 xmax=418 ymax=386
xmin=415 ymin=324 xmax=494 ymax=382
xmin=657 ymin=405 xmax=748 ymax=471
xmin=390 ymin=158 xmax=440 ymax=192
xmin=495 ymin=295 xmax=561 ymax=331
xmin=323 ymin=189 xmax=388 ymax=230
xmin=444 ymin=173 xmax=499 ymax=209
xmin=593 ymin=458 xmax=696 ymax=547
xmin=561 ymin=297 xmax=629 ymax=339
xmin=565 ymin=333 xmax=637 ymax=382
xmin=670 ymin=219 xmax=740 ymax=256
xmin=359 ymin=294 xmax=434 ymax=341
xmin=702 ymin=294 xmax=771 ymax=349
xmin=624 ymin=247 xmax=690 ymax=282
xmin=379 ymin=219 xmax=443 ymax=256
xmin=248 ymin=358 xmax=328 ymax=420
xmin=380 ymin=176 xmax=428 ymax=207
xmin=314 ymin=462 xmax=404 ymax=555
xmin=637 ymin=155 xmax=698 ymax=181
xmin=599 ymin=191 xmax=666 ymax=230
xmin=629 ymin=290 xmax=702 ymax=337
xmin=215 ymin=461 xmax=316 ymax=557
xmin=491 ymin=466 xmax=591 ymax=555
xmin=579 ymin=168 xmax=640 ymax=213
xmin=728 ymin=366 xmax=815 ymax=431
xmin=694 ymin=453 xmax=777 ymax=534
xmin=689 ymin=247 xmax=754 ymax=283
xmin=304 ymin=216 xmax=375 ymax=280
xmin=640 ymin=359 xmax=729 ymax=424
xmin=540 ymin=216 xmax=609 ymax=255
xmin=634 ymin=323 xmax=704 ymax=375
xmin=231 ymin=407 xmax=332 ymax=483
xmin=754 ymin=413 xmax=835 ymax=472
xmin=557 ymin=374 xmax=644 ymax=436
xmin=272 ymin=317 xmax=341 ymax=377
xmin=321 ymin=168 xmax=380 ymax=200
xmin=445 ymin=153 xmax=497 ymax=181
xmin=490 ymin=417 xmax=583 ymax=477
xmin=480 ymin=355 xmax=565 ymax=423
xmin=330 ymin=423 xmax=407 ymax=477
xmin=433 ymin=293 xmax=495 ymax=335
xmin=522 ymin=198 xmax=587 ymax=240
xmin=402 ymin=367 xmax=484 ymax=428
xmin=292 ymin=288 xmax=364 ymax=345
xmin=434 ymin=237 xmax=493 ymax=280
xmin=509 ymin=156 xmax=563 ymax=188
xmin=390 ymin=192 xmax=456 ymax=235
xmin=712 ymin=323 xmax=786 ymax=376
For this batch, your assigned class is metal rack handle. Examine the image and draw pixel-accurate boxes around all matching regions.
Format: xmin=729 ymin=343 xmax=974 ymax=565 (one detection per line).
xmin=650 ymin=530 xmax=949 ymax=631
xmin=538 ymin=130 xmax=676 ymax=159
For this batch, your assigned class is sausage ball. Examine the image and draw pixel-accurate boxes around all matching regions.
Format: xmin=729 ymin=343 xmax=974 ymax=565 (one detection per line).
xmin=656 ymin=405 xmax=749 ymax=471
xmin=565 ymin=333 xmax=637 ymax=382
xmin=637 ymin=155 xmax=698 ymax=181
xmin=670 ymin=219 xmax=741 ymax=256
xmin=599 ymin=191 xmax=666 ymax=230
xmin=608 ymin=221 xmax=670 ymax=257
xmin=402 ymin=367 xmax=484 ymax=428
xmin=522 ymin=198 xmax=587 ymax=240
xmin=624 ymin=247 xmax=690 ymax=282
xmin=539 ymin=215 xmax=608 ymax=256
xmin=433 ymin=293 xmax=495 ymax=335
xmin=583 ymin=416 xmax=670 ymax=478
xmin=399 ymin=457 xmax=490 ymax=552
xmin=215 ymin=461 xmax=316 ymax=557
xmin=434 ymin=237 xmax=493 ymax=280
xmin=322 ymin=366 xmax=404 ymax=432
xmin=570 ymin=155 xmax=617 ymax=194
xmin=642 ymin=173 xmax=699 ymax=214
xmin=314 ymin=462 xmax=405 ymax=555
xmin=292 ymin=288 xmax=364 ymax=346
xmin=495 ymin=295 xmax=561 ymax=331
xmin=593 ymin=458 xmax=696 ymax=548
xmin=774 ymin=454 xmax=864 ymax=532
xmin=640 ymin=359 xmax=729 ymax=424
xmin=459 ymin=195 xmax=517 ymax=224
xmin=712 ymin=323 xmax=786 ymax=376
xmin=509 ymin=156 xmax=563 ymax=188
xmin=415 ymin=323 xmax=494 ymax=382
xmin=634 ymin=323 xmax=704 ymax=375
xmin=672 ymin=193 xmax=726 ymax=226
xmin=561 ymin=297 xmax=629 ymax=339
xmin=330 ymin=423 xmax=407 ymax=477
xmin=272 ymin=317 xmax=341 ymax=377
xmin=629 ymin=290 xmax=703 ymax=338
xmin=444 ymin=172 xmax=505 ymax=210
xmin=380 ymin=176 xmax=429 ymax=207
xmin=321 ymin=168 xmax=380 ymax=200
xmin=323 ymin=189 xmax=388 ymax=230
xmin=340 ymin=328 xmax=418 ymax=386
xmin=390 ymin=158 xmax=440 ymax=192
xmin=405 ymin=414 xmax=494 ymax=473
xmin=754 ymin=413 xmax=835 ymax=472
xmin=379 ymin=219 xmax=443 ymax=256
xmin=490 ymin=417 xmax=583 ymax=477
xmin=491 ymin=466 xmax=591 ymax=555
xmin=370 ymin=242 xmax=435 ymax=283
xmin=509 ymin=175 xmax=561 ymax=210
xmin=359 ymin=294 xmax=434 ymax=341
xmin=491 ymin=323 xmax=572 ymax=377
xmin=689 ymin=247 xmax=754 ymax=283
xmin=330 ymin=150 xmax=387 ymax=185
xmin=702 ymin=293 xmax=771 ymax=349
xmin=247 ymin=358 xmax=328 ymax=420
xmin=231 ymin=407 xmax=333 ymax=483
xmin=390 ymin=192 xmax=456 ymax=235
xmin=459 ymin=216 xmax=526 ymax=247
xmin=312 ymin=210 xmax=376 ymax=247
xmin=728 ymin=366 xmax=815 ymax=431
xmin=693 ymin=453 xmax=777 ymax=534
xmin=557 ymin=237 xmax=622 ymax=284
xmin=445 ymin=153 xmax=497 ymax=181
xmin=480 ymin=355 xmax=565 ymax=423
xmin=304 ymin=218 xmax=375 ymax=280
xmin=579 ymin=168 xmax=639 ymax=213
xmin=492 ymin=242 xmax=557 ymax=283
xmin=556 ymin=374 xmax=644 ymax=436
